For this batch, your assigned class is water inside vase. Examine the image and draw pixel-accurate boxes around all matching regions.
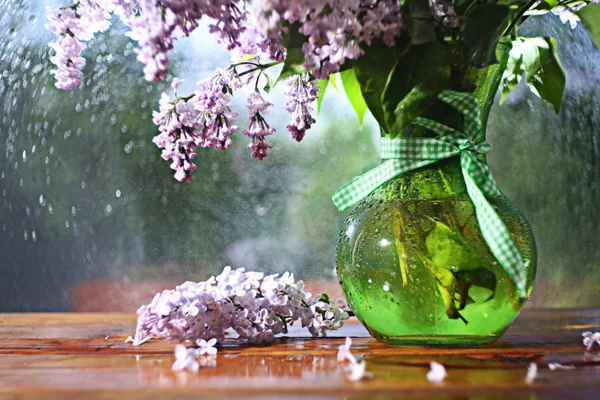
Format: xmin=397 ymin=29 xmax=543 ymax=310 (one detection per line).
xmin=336 ymin=198 xmax=536 ymax=345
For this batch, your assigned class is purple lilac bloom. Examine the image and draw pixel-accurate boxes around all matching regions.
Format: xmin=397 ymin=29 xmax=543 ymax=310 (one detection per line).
xmin=283 ymin=74 xmax=319 ymax=142
xmin=152 ymin=85 xmax=203 ymax=182
xmin=46 ymin=1 xmax=112 ymax=90
xmin=253 ymin=0 xmax=403 ymax=79
xmin=243 ymin=92 xmax=275 ymax=160
xmin=133 ymin=266 xmax=350 ymax=345
xmin=192 ymin=69 xmax=240 ymax=151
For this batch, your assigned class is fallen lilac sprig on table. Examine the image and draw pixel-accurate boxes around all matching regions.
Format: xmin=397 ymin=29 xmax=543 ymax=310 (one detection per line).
xmin=582 ymin=332 xmax=600 ymax=350
xmin=131 ymin=266 xmax=350 ymax=345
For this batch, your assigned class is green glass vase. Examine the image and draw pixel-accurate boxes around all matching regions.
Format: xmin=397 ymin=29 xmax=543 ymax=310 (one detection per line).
xmin=335 ymin=156 xmax=537 ymax=346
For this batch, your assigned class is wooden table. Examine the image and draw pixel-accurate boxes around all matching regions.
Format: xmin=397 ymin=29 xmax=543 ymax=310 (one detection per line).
xmin=0 ymin=309 xmax=598 ymax=399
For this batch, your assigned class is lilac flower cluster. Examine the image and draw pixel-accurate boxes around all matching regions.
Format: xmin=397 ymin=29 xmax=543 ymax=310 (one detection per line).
xmin=152 ymin=71 xmax=240 ymax=181
xmin=243 ymin=92 xmax=275 ymax=160
xmin=152 ymin=67 xmax=321 ymax=180
xmin=283 ymin=74 xmax=319 ymax=142
xmin=254 ymin=0 xmax=403 ymax=78
xmin=134 ymin=266 xmax=350 ymax=344
xmin=46 ymin=2 xmax=111 ymax=90
xmin=45 ymin=1 xmax=403 ymax=178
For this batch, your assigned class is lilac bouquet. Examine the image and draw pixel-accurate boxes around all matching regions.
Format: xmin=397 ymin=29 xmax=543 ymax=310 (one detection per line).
xmin=46 ymin=0 xmax=600 ymax=182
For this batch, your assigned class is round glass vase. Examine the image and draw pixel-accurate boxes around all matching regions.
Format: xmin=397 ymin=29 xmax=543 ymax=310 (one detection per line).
xmin=335 ymin=156 xmax=536 ymax=346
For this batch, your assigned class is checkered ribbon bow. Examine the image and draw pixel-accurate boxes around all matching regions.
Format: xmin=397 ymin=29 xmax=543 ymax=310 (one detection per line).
xmin=332 ymin=90 xmax=527 ymax=296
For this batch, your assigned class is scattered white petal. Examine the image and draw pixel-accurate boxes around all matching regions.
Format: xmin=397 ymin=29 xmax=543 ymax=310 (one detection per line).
xmin=525 ymin=362 xmax=538 ymax=384
xmin=337 ymin=337 xmax=357 ymax=364
xmin=172 ymin=344 xmax=200 ymax=372
xmin=426 ymin=362 xmax=447 ymax=384
xmin=347 ymin=360 xmax=372 ymax=381
xmin=125 ymin=328 xmax=152 ymax=346
xmin=548 ymin=363 xmax=575 ymax=370
xmin=582 ymin=332 xmax=600 ymax=351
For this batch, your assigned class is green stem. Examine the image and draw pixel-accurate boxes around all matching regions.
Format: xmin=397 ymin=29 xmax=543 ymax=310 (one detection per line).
xmin=238 ymin=62 xmax=281 ymax=78
xmin=503 ymin=0 xmax=539 ymax=37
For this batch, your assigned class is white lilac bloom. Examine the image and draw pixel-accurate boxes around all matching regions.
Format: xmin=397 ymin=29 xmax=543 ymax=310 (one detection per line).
xmin=172 ymin=344 xmax=200 ymax=372
xmin=524 ymin=362 xmax=538 ymax=385
xmin=337 ymin=337 xmax=357 ymax=364
xmin=196 ymin=338 xmax=218 ymax=356
xmin=582 ymin=331 xmax=600 ymax=350
xmin=133 ymin=266 xmax=350 ymax=345
xmin=426 ymin=362 xmax=447 ymax=384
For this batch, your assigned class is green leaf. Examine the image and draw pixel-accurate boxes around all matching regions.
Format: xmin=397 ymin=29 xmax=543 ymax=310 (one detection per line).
xmin=500 ymin=37 xmax=566 ymax=113
xmin=316 ymin=79 xmax=328 ymax=115
xmin=462 ymin=4 xmax=511 ymax=67
xmin=340 ymin=69 xmax=368 ymax=128
xmin=329 ymin=73 xmax=339 ymax=91
xmin=473 ymin=38 xmax=512 ymax=140
xmin=237 ymin=53 xmax=259 ymax=62
xmin=381 ymin=42 xmax=451 ymax=136
xmin=263 ymin=73 xmax=275 ymax=93
xmin=578 ymin=3 xmax=600 ymax=50
xmin=524 ymin=0 xmax=559 ymax=16
xmin=528 ymin=37 xmax=565 ymax=113
xmin=353 ymin=41 xmax=401 ymax=131
xmin=275 ymin=25 xmax=307 ymax=84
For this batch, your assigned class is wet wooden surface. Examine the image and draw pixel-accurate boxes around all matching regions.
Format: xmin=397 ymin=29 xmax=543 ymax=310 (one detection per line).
xmin=0 ymin=309 xmax=598 ymax=399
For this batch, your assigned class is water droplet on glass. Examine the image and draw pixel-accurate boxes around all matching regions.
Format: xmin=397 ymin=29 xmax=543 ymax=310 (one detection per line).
xmin=116 ymin=189 xmax=121 ymax=198
xmin=382 ymin=282 xmax=390 ymax=292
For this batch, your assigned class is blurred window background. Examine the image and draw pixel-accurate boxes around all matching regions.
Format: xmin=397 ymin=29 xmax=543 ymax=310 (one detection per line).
xmin=0 ymin=1 xmax=598 ymax=311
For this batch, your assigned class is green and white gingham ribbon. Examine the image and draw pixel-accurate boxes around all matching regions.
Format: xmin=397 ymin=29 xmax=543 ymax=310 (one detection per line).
xmin=332 ymin=90 xmax=527 ymax=297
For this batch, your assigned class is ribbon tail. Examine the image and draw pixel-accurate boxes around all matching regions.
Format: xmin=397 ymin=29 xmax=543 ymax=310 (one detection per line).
xmin=460 ymin=154 xmax=528 ymax=297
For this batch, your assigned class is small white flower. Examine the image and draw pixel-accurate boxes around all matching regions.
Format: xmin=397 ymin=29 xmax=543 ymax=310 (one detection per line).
xmin=196 ymin=338 xmax=218 ymax=356
xmin=337 ymin=337 xmax=357 ymax=364
xmin=347 ymin=360 xmax=372 ymax=381
xmin=582 ymin=332 xmax=600 ymax=351
xmin=524 ymin=362 xmax=538 ymax=384
xmin=426 ymin=362 xmax=447 ymax=384
xmin=548 ymin=363 xmax=575 ymax=370
xmin=172 ymin=344 xmax=199 ymax=372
